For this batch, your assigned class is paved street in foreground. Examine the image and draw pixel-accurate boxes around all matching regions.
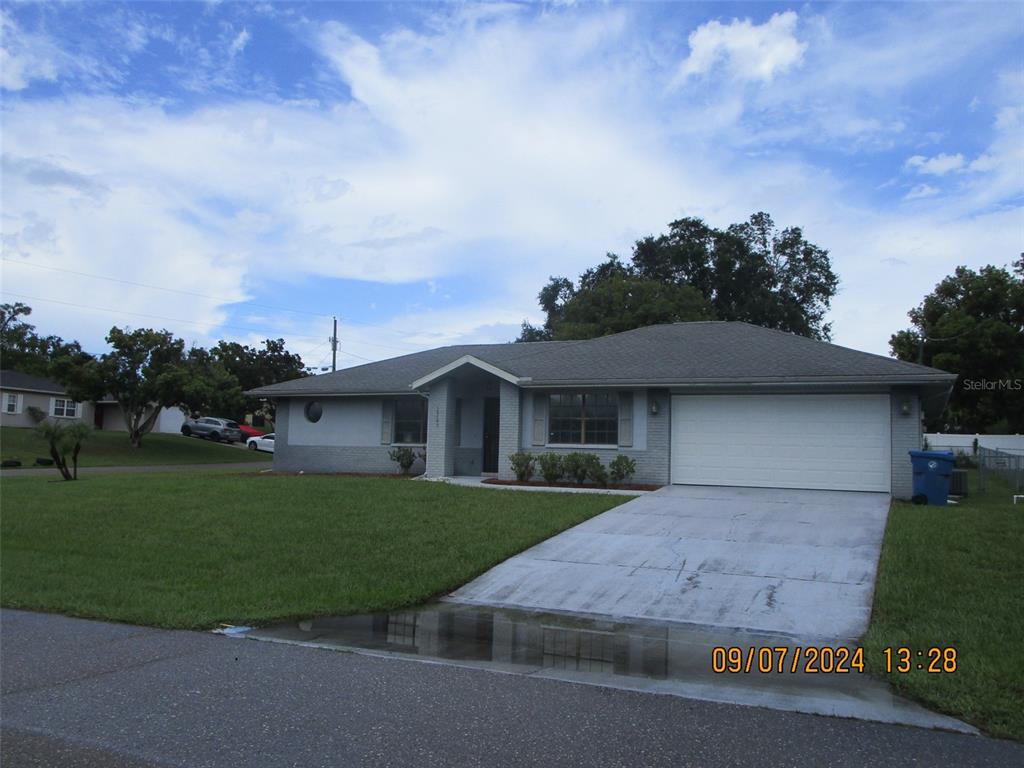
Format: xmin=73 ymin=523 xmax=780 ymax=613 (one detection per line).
xmin=2 ymin=610 xmax=1021 ymax=768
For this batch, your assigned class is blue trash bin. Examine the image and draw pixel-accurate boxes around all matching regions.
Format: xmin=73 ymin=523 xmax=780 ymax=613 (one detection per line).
xmin=908 ymin=450 xmax=955 ymax=506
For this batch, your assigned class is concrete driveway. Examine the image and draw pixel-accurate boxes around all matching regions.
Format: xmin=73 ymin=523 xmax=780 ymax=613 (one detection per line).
xmin=447 ymin=485 xmax=891 ymax=640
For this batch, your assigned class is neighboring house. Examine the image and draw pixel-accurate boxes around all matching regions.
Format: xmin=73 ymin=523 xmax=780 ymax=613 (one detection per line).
xmin=246 ymin=322 xmax=957 ymax=498
xmin=0 ymin=370 xmax=184 ymax=434
xmin=0 ymin=370 xmax=96 ymax=429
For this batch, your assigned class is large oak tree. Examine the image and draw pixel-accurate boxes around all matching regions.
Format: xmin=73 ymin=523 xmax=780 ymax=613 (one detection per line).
xmin=890 ymin=257 xmax=1024 ymax=432
xmin=519 ymin=212 xmax=838 ymax=342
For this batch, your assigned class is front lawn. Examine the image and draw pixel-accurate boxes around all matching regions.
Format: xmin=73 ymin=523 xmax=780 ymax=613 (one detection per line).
xmin=1 ymin=426 xmax=270 ymax=468
xmin=0 ymin=472 xmax=626 ymax=629
xmin=863 ymin=470 xmax=1024 ymax=741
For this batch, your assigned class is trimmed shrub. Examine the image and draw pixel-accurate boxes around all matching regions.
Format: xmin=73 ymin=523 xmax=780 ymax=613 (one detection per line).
xmin=609 ymin=455 xmax=637 ymax=486
xmin=581 ymin=453 xmax=607 ymax=487
xmin=562 ymin=452 xmax=590 ymax=485
xmin=537 ymin=453 xmax=564 ymax=484
xmin=388 ymin=446 xmax=418 ymax=474
xmin=508 ymin=451 xmax=536 ymax=482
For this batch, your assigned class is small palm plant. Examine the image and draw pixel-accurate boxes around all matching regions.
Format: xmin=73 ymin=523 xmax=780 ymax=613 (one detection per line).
xmin=35 ymin=420 xmax=92 ymax=480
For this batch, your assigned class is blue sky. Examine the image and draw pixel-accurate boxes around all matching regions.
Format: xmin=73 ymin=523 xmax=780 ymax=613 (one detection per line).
xmin=1 ymin=1 xmax=1021 ymax=369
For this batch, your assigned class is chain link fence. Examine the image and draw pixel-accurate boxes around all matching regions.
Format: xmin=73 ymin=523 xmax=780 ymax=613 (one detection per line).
xmin=977 ymin=447 xmax=1024 ymax=493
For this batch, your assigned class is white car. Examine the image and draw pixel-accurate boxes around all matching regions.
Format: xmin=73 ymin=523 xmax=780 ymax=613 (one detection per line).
xmin=246 ymin=433 xmax=275 ymax=453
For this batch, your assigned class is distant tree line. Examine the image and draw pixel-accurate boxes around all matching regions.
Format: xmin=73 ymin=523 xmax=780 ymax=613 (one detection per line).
xmin=1 ymin=303 xmax=306 ymax=448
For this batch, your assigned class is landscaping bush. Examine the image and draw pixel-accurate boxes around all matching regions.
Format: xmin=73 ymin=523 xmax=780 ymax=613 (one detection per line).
xmin=508 ymin=451 xmax=536 ymax=482
xmin=585 ymin=455 xmax=608 ymax=487
xmin=537 ymin=453 xmax=564 ymax=484
xmin=609 ymin=455 xmax=637 ymax=485
xmin=388 ymin=446 xmax=419 ymax=474
xmin=562 ymin=452 xmax=590 ymax=485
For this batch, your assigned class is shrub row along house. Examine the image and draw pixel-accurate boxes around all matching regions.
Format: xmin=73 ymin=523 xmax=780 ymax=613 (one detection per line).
xmin=0 ymin=370 xmax=183 ymax=434
xmin=246 ymin=322 xmax=957 ymax=498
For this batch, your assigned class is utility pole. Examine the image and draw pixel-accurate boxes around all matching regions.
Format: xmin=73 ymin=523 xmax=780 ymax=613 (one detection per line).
xmin=330 ymin=316 xmax=339 ymax=372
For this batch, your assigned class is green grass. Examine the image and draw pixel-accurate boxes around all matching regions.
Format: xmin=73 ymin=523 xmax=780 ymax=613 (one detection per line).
xmin=1 ymin=426 xmax=270 ymax=468
xmin=0 ymin=472 xmax=627 ymax=629
xmin=863 ymin=470 xmax=1024 ymax=741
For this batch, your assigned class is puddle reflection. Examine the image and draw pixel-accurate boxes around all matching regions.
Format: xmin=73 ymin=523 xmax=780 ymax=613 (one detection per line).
xmin=248 ymin=603 xmax=824 ymax=688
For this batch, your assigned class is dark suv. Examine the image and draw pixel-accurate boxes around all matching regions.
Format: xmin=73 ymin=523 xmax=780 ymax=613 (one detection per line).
xmin=181 ymin=417 xmax=243 ymax=443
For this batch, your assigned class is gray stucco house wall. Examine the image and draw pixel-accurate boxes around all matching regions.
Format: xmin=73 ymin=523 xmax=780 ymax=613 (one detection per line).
xmin=249 ymin=322 xmax=955 ymax=497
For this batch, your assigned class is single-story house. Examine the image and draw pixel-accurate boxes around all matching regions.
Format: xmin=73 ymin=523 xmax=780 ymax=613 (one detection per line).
xmin=245 ymin=322 xmax=957 ymax=498
xmin=0 ymin=370 xmax=184 ymax=434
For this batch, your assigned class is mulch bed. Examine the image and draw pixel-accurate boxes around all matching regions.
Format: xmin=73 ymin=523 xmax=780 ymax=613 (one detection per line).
xmin=481 ymin=478 xmax=661 ymax=491
xmin=231 ymin=471 xmax=416 ymax=479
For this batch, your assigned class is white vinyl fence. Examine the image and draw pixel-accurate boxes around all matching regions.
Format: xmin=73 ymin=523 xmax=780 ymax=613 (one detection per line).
xmin=924 ymin=433 xmax=1024 ymax=456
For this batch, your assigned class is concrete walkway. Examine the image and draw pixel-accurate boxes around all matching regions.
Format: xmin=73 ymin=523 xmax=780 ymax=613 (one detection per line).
xmin=3 ymin=610 xmax=1019 ymax=768
xmin=447 ymin=485 xmax=891 ymax=640
xmin=0 ymin=461 xmax=269 ymax=478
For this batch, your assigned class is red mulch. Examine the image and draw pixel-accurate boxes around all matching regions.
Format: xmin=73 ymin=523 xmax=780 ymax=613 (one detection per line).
xmin=230 ymin=471 xmax=416 ymax=479
xmin=481 ymin=478 xmax=661 ymax=491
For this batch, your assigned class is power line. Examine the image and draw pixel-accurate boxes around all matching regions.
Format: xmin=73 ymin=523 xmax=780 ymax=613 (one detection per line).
xmin=1 ymin=257 xmax=426 ymax=348
xmin=0 ymin=258 xmax=331 ymax=319
xmin=1 ymin=291 xmax=393 ymax=364
xmin=0 ymin=290 xmax=327 ymax=342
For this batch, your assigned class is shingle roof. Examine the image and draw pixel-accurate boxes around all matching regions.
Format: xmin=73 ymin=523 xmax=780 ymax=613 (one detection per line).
xmin=0 ymin=369 xmax=67 ymax=394
xmin=246 ymin=322 xmax=956 ymax=397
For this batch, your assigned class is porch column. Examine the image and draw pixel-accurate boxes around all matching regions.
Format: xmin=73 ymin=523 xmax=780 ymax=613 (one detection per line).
xmin=425 ymin=379 xmax=456 ymax=477
xmin=497 ymin=380 xmax=521 ymax=480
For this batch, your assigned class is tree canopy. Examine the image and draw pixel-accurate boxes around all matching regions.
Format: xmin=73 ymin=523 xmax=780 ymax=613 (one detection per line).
xmin=890 ymin=257 xmax=1024 ymax=432
xmin=1 ymin=302 xmax=86 ymax=376
xmin=4 ymin=303 xmax=309 ymax=448
xmin=519 ymin=212 xmax=838 ymax=342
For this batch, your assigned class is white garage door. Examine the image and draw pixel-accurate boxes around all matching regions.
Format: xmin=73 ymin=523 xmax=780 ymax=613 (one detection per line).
xmin=671 ymin=394 xmax=891 ymax=492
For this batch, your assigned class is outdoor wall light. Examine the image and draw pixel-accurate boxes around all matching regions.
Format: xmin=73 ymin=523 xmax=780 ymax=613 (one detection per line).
xmin=900 ymin=400 xmax=912 ymax=416
xmin=650 ymin=399 xmax=660 ymax=415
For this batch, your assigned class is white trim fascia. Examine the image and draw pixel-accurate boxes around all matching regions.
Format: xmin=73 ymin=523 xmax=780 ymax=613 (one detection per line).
xmin=410 ymin=355 xmax=527 ymax=389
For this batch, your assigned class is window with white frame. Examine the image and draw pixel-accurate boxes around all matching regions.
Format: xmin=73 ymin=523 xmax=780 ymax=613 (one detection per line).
xmin=4 ymin=393 xmax=18 ymax=414
xmin=52 ymin=398 xmax=78 ymax=418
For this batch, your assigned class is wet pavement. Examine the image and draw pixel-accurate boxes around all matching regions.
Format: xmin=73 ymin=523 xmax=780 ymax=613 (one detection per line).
xmin=234 ymin=602 xmax=973 ymax=733
xmin=6 ymin=609 xmax=1020 ymax=768
xmin=447 ymin=485 xmax=892 ymax=639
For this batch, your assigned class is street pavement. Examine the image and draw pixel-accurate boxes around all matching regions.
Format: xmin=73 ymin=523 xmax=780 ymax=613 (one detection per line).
xmin=2 ymin=610 xmax=1021 ymax=767
xmin=0 ymin=461 xmax=268 ymax=478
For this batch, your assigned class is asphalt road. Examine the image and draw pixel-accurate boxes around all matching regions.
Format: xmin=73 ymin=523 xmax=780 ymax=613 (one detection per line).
xmin=2 ymin=610 xmax=1021 ymax=768
xmin=0 ymin=461 xmax=268 ymax=478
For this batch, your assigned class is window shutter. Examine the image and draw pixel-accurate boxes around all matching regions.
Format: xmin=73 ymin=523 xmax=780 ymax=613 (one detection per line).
xmin=454 ymin=398 xmax=462 ymax=447
xmin=16 ymin=394 xmax=23 ymax=414
xmin=618 ymin=392 xmax=633 ymax=448
xmin=532 ymin=392 xmax=546 ymax=446
xmin=381 ymin=400 xmax=395 ymax=444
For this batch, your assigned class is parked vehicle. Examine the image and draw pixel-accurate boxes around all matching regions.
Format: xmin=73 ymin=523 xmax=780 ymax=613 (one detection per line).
xmin=246 ymin=433 xmax=275 ymax=453
xmin=180 ymin=417 xmax=243 ymax=443
xmin=238 ymin=424 xmax=266 ymax=439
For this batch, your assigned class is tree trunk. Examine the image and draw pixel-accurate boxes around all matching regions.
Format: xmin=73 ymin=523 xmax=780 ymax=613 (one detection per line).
xmin=72 ymin=441 xmax=82 ymax=480
xmin=127 ymin=406 xmax=162 ymax=448
xmin=48 ymin=443 xmax=72 ymax=481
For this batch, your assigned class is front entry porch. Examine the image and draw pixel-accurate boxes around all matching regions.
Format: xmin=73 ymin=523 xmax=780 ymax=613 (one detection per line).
xmin=421 ymin=364 xmax=522 ymax=481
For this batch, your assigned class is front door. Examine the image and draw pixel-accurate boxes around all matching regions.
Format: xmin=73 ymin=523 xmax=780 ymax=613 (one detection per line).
xmin=482 ymin=397 xmax=500 ymax=473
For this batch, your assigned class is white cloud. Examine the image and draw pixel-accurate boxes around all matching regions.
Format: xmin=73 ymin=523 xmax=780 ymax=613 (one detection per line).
xmin=675 ymin=11 xmax=807 ymax=84
xmin=905 ymin=153 xmax=965 ymax=175
xmin=0 ymin=11 xmax=61 ymax=91
xmin=229 ymin=28 xmax=250 ymax=58
xmin=904 ymin=184 xmax=940 ymax=200
xmin=0 ymin=3 xmax=1019 ymax=362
